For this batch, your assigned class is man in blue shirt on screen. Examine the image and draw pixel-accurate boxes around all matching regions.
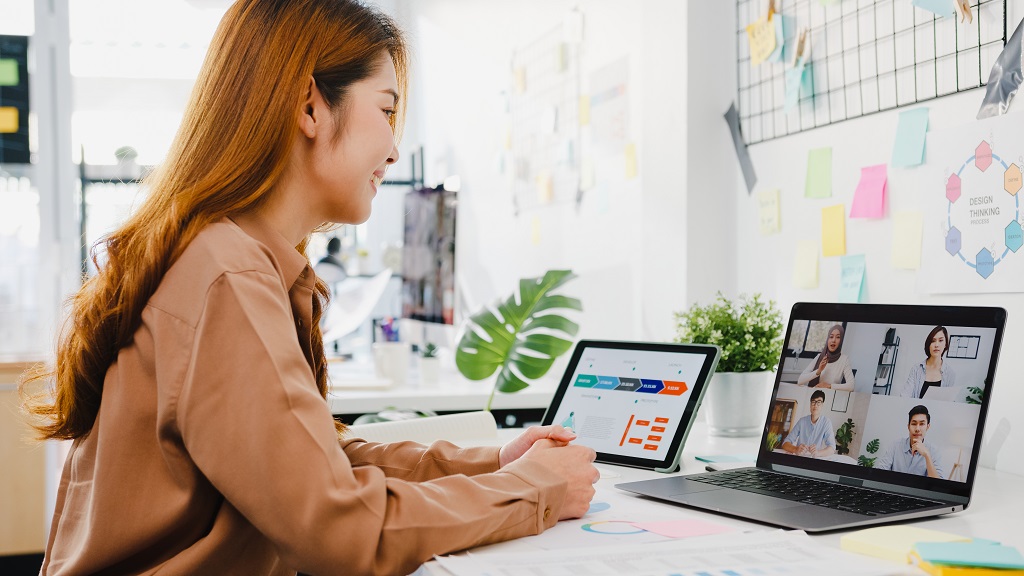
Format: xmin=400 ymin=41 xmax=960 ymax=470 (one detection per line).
xmin=875 ymin=405 xmax=946 ymax=478
xmin=781 ymin=390 xmax=836 ymax=458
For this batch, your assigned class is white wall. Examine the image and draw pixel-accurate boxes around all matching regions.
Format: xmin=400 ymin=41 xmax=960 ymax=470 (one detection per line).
xmin=732 ymin=6 xmax=1024 ymax=475
xmin=402 ymin=0 xmax=735 ymax=347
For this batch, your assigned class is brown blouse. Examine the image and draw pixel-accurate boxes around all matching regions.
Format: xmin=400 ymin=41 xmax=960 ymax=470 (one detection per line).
xmin=41 ymin=214 xmax=566 ymax=576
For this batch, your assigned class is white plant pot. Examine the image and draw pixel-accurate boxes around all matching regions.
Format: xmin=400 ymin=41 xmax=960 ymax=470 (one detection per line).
xmin=703 ymin=371 xmax=774 ymax=437
xmin=419 ymin=357 xmax=440 ymax=387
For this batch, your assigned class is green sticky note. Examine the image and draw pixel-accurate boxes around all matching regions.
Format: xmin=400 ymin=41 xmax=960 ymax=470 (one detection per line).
xmin=0 ymin=59 xmax=18 ymax=86
xmin=913 ymin=541 xmax=1024 ymax=569
xmin=805 ymin=147 xmax=832 ymax=198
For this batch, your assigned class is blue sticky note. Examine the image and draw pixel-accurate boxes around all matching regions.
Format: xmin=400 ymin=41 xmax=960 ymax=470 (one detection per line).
xmin=892 ymin=108 xmax=930 ymax=167
xmin=912 ymin=0 xmax=955 ymax=18
xmin=784 ymin=60 xmax=806 ymax=112
xmin=913 ymin=541 xmax=1024 ymax=569
xmin=839 ymin=254 xmax=866 ymax=303
xmin=767 ymin=14 xmax=796 ymax=63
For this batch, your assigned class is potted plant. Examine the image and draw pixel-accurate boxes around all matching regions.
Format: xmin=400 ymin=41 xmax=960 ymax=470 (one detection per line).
xmin=455 ymin=270 xmax=581 ymax=411
xmin=835 ymin=418 xmax=856 ymax=455
xmin=419 ymin=342 xmax=441 ymax=387
xmin=674 ymin=292 xmax=783 ymax=436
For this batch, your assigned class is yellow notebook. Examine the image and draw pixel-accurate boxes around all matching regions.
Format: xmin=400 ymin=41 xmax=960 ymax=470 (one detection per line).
xmin=839 ymin=526 xmax=971 ymax=563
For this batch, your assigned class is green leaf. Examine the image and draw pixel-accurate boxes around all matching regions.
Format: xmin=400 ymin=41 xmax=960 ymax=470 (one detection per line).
xmin=520 ymin=314 xmax=580 ymax=336
xmin=455 ymin=269 xmax=581 ymax=409
xmin=866 ymin=438 xmax=880 ymax=454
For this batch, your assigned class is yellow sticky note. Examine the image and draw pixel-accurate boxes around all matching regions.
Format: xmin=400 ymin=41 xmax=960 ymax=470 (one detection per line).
xmin=514 ymin=67 xmax=527 ymax=94
xmin=758 ymin=188 xmax=781 ymax=235
xmin=537 ymin=172 xmax=554 ymax=204
xmin=891 ymin=211 xmax=924 ymax=269
xmin=625 ymin=143 xmax=637 ymax=179
xmin=531 ymin=216 xmax=541 ymax=246
xmin=579 ymin=95 xmax=591 ymax=126
xmin=821 ymin=204 xmax=846 ymax=257
xmin=793 ymin=240 xmax=819 ymax=289
xmin=840 ymin=526 xmax=971 ymax=564
xmin=0 ymin=107 xmax=18 ymax=133
xmin=746 ymin=14 xmax=777 ymax=66
xmin=580 ymin=157 xmax=595 ymax=191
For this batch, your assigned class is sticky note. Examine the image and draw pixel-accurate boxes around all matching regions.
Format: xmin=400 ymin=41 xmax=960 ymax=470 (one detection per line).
xmin=0 ymin=59 xmax=18 ymax=86
xmin=580 ymin=157 xmax=595 ymax=191
xmin=531 ymin=216 xmax=541 ymax=246
xmin=0 ymin=107 xmax=18 ymax=133
xmin=794 ymin=240 xmax=819 ymax=289
xmin=912 ymin=0 xmax=956 ymax=18
xmin=840 ymin=526 xmax=971 ymax=563
xmin=537 ymin=172 xmax=554 ymax=204
xmin=630 ymin=519 xmax=734 ymax=539
xmin=805 ymin=147 xmax=832 ymax=198
xmin=625 ymin=142 xmax=637 ymax=178
xmin=784 ymin=60 xmax=806 ymax=112
xmin=822 ymin=204 xmax=846 ymax=257
xmin=747 ymin=13 xmax=777 ymax=66
xmin=913 ymin=541 xmax=1024 ymax=569
xmin=892 ymin=211 xmax=924 ymax=269
xmin=892 ymin=108 xmax=930 ymax=167
xmin=579 ymin=95 xmax=591 ymax=126
xmin=839 ymin=254 xmax=867 ymax=303
xmin=514 ymin=66 xmax=527 ymax=94
xmin=850 ymin=164 xmax=887 ymax=218
xmin=758 ymin=188 xmax=781 ymax=235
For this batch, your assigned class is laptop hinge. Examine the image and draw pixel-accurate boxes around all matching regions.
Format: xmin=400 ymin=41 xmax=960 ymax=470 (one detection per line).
xmin=838 ymin=476 xmax=863 ymax=487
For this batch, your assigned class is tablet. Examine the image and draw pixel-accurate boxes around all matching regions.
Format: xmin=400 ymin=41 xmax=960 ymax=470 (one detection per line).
xmin=541 ymin=340 xmax=720 ymax=473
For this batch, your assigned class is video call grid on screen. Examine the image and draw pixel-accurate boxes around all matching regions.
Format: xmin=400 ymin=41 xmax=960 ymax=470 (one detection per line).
xmin=765 ymin=316 xmax=997 ymax=487
xmin=546 ymin=346 xmax=708 ymax=462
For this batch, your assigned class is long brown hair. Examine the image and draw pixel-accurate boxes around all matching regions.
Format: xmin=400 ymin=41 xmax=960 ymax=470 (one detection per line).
xmin=20 ymin=0 xmax=408 ymax=440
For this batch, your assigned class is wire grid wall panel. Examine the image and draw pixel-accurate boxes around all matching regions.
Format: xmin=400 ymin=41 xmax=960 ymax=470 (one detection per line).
xmin=508 ymin=23 xmax=581 ymax=214
xmin=736 ymin=0 xmax=1007 ymax=145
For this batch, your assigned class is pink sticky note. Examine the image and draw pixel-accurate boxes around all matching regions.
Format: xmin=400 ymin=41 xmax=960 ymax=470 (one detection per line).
xmin=850 ymin=164 xmax=887 ymax=218
xmin=629 ymin=519 xmax=734 ymax=539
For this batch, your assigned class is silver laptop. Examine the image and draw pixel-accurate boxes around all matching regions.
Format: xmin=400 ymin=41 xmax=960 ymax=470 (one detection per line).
xmin=617 ymin=302 xmax=1006 ymax=532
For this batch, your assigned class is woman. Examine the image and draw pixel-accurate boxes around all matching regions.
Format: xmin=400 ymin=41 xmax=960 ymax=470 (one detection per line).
xmin=797 ymin=324 xmax=856 ymax=391
xmin=20 ymin=2 xmax=597 ymax=574
xmin=899 ymin=325 xmax=957 ymax=399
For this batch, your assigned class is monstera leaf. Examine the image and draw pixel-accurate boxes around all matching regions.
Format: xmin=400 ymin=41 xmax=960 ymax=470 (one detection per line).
xmin=456 ymin=270 xmax=581 ymax=410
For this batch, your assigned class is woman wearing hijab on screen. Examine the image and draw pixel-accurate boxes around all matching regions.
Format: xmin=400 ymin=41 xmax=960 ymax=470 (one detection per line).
xmin=797 ymin=324 xmax=856 ymax=391
xmin=898 ymin=325 xmax=957 ymax=399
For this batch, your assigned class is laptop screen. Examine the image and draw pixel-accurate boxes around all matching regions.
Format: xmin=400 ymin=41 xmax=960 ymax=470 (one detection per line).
xmin=761 ymin=303 xmax=1005 ymax=497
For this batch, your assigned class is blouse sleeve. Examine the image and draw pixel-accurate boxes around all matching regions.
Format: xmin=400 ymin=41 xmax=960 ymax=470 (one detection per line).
xmin=176 ymin=271 xmax=566 ymax=576
xmin=900 ymin=364 xmax=923 ymax=398
xmin=796 ymin=354 xmax=822 ymax=386
xmin=831 ymin=356 xmax=856 ymax=392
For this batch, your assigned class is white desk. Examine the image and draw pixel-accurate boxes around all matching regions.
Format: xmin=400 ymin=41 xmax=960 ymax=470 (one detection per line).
xmin=421 ymin=421 xmax=1024 ymax=574
xmin=327 ymin=361 xmax=557 ymax=425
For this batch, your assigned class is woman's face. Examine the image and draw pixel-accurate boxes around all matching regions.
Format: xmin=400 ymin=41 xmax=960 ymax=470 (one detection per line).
xmin=929 ymin=331 xmax=947 ymax=359
xmin=310 ymin=51 xmax=400 ymax=224
xmin=827 ymin=328 xmax=842 ymax=352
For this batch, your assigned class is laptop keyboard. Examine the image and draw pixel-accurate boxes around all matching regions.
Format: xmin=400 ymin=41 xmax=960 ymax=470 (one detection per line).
xmin=689 ymin=468 xmax=943 ymax=516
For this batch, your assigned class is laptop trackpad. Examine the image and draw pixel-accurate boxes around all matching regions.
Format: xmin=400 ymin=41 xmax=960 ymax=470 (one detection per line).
xmin=672 ymin=488 xmax=799 ymax=514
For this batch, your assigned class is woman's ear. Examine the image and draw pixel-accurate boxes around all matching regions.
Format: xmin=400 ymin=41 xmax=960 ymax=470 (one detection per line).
xmin=298 ymin=76 xmax=323 ymax=139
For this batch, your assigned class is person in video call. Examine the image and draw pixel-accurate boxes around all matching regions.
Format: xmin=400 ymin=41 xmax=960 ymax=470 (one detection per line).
xmin=898 ymin=325 xmax=958 ymax=399
xmin=876 ymin=405 xmax=946 ymax=478
xmin=781 ymin=390 xmax=836 ymax=458
xmin=797 ymin=324 xmax=856 ymax=391
xmin=19 ymin=2 xmax=598 ymax=574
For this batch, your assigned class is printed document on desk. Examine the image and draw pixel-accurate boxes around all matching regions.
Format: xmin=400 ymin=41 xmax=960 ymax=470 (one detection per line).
xmin=432 ymin=530 xmax=904 ymax=576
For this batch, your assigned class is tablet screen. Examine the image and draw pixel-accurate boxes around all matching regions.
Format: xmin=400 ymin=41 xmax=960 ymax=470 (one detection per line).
xmin=542 ymin=340 xmax=719 ymax=472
